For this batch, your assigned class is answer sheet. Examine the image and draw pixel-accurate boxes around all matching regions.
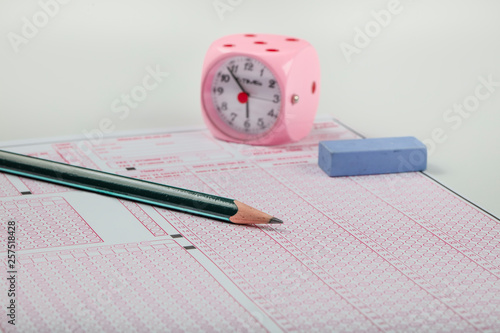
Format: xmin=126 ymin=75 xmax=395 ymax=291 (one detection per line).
xmin=0 ymin=119 xmax=499 ymax=332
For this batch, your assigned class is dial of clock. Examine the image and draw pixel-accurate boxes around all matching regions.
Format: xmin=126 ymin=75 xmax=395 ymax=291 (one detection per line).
xmin=211 ymin=56 xmax=282 ymax=137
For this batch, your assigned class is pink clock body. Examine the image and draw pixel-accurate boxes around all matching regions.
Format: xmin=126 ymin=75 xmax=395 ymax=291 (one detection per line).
xmin=201 ymin=34 xmax=321 ymax=146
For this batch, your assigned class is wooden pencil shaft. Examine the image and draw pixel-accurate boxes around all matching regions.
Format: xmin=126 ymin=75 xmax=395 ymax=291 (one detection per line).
xmin=0 ymin=150 xmax=238 ymax=221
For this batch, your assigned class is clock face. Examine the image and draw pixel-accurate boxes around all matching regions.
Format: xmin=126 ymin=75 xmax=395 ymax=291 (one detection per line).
xmin=209 ymin=56 xmax=282 ymax=138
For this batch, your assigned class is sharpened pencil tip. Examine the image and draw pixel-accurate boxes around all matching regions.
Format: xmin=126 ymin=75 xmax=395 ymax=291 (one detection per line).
xmin=269 ymin=217 xmax=283 ymax=224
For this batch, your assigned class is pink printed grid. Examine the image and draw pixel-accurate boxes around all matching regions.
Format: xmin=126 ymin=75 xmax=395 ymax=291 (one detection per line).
xmin=1 ymin=241 xmax=266 ymax=332
xmin=151 ymin=160 xmax=500 ymax=331
xmin=272 ymin=164 xmax=500 ymax=330
xmin=119 ymin=200 xmax=168 ymax=237
xmin=0 ymin=197 xmax=102 ymax=250
xmin=355 ymin=173 xmax=500 ymax=268
xmin=0 ymin=120 xmax=498 ymax=332
xmin=162 ymin=212 xmax=385 ymax=331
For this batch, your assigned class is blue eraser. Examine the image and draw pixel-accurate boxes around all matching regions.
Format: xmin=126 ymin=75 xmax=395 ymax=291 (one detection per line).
xmin=318 ymin=137 xmax=427 ymax=177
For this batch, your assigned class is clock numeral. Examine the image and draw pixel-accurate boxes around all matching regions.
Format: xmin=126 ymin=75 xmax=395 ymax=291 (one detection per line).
xmin=244 ymin=63 xmax=254 ymax=71
xmin=221 ymin=74 xmax=230 ymax=83
xmin=273 ymin=94 xmax=280 ymax=103
xmin=214 ymin=87 xmax=224 ymax=95
xmin=244 ymin=119 xmax=251 ymax=131
xmin=230 ymin=112 xmax=237 ymax=123
xmin=260 ymin=68 xmax=264 ymax=77
xmin=268 ymin=80 xmax=276 ymax=89
xmin=257 ymin=118 xmax=265 ymax=129
xmin=221 ymin=102 xmax=227 ymax=111
xmin=229 ymin=65 xmax=238 ymax=74
xmin=268 ymin=109 xmax=277 ymax=118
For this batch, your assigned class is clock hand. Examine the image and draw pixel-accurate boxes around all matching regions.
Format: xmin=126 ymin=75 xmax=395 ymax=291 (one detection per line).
xmin=228 ymin=67 xmax=251 ymax=119
xmin=227 ymin=67 xmax=249 ymax=95
xmin=248 ymin=95 xmax=274 ymax=102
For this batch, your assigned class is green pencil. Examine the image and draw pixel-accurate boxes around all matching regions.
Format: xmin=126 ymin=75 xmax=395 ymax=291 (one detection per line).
xmin=0 ymin=149 xmax=283 ymax=225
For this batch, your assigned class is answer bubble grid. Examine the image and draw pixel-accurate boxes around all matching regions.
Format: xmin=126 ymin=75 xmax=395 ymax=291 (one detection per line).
xmin=272 ymin=163 xmax=499 ymax=331
xmin=157 ymin=168 xmax=402 ymax=331
xmin=1 ymin=240 xmax=266 ymax=332
xmin=0 ymin=196 xmax=103 ymax=250
xmin=355 ymin=173 xmax=500 ymax=269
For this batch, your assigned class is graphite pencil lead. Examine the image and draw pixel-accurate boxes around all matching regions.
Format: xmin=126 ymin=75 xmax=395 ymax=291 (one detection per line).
xmin=268 ymin=217 xmax=283 ymax=224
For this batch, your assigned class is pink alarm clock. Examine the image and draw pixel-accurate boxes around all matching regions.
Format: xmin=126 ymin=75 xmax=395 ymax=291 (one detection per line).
xmin=201 ymin=34 xmax=320 ymax=146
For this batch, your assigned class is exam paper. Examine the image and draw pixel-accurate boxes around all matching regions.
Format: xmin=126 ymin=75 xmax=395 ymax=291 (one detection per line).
xmin=0 ymin=119 xmax=499 ymax=332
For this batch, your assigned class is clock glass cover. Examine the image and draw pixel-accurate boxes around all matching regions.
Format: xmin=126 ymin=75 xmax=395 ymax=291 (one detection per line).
xmin=207 ymin=56 xmax=282 ymax=140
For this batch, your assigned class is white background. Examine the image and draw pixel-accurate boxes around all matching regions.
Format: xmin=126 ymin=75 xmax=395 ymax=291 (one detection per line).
xmin=1 ymin=0 xmax=499 ymax=217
